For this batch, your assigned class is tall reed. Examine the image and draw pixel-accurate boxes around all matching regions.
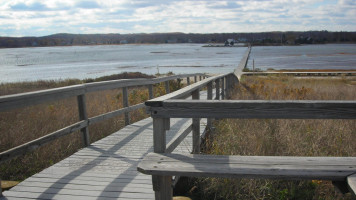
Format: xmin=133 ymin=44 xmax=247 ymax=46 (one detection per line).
xmin=188 ymin=76 xmax=356 ymax=200
xmin=0 ymin=72 xmax=183 ymax=181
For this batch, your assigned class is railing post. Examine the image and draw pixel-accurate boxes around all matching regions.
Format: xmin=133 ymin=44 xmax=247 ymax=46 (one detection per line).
xmin=152 ymin=118 xmax=172 ymax=200
xmin=225 ymin=76 xmax=229 ymax=99
xmin=199 ymin=76 xmax=202 ymax=81
xmin=153 ymin=118 xmax=167 ymax=153
xmin=207 ymin=82 xmax=213 ymax=100
xmin=165 ymin=81 xmax=170 ymax=94
xmin=226 ymin=75 xmax=232 ymax=99
xmin=207 ymin=82 xmax=213 ymax=129
xmin=194 ymin=76 xmax=197 ymax=83
xmin=215 ymin=79 xmax=220 ymax=100
xmin=221 ymin=77 xmax=225 ymax=100
xmin=77 ymin=94 xmax=90 ymax=146
xmin=148 ymin=84 xmax=154 ymax=99
xmin=192 ymin=89 xmax=200 ymax=154
xmin=122 ymin=87 xmax=130 ymax=126
xmin=187 ymin=77 xmax=190 ymax=85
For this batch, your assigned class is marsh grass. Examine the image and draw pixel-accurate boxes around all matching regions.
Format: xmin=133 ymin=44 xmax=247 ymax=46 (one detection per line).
xmin=0 ymin=72 xmax=183 ymax=181
xmin=188 ymin=76 xmax=356 ymax=200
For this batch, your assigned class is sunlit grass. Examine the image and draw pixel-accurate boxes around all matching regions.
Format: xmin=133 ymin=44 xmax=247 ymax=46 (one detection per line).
xmin=0 ymin=72 xmax=183 ymax=181
xmin=189 ymin=75 xmax=356 ymax=200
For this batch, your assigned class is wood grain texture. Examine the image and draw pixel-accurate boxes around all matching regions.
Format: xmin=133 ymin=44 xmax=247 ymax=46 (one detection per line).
xmin=88 ymin=103 xmax=145 ymax=125
xmin=151 ymin=100 xmax=356 ymax=119
xmin=191 ymin=90 xmax=200 ymax=154
xmin=3 ymin=117 xmax=207 ymax=200
xmin=243 ymin=71 xmax=356 ymax=76
xmin=122 ymin=87 xmax=130 ymax=126
xmin=165 ymin=81 xmax=170 ymax=94
xmin=234 ymin=46 xmax=251 ymax=79
xmin=77 ymin=94 xmax=90 ymax=147
xmin=221 ymin=77 xmax=225 ymax=99
xmin=153 ymin=118 xmax=167 ymax=153
xmin=146 ymin=73 xmax=231 ymax=107
xmin=0 ymin=85 xmax=85 ymax=112
xmin=347 ymin=174 xmax=356 ymax=195
xmin=148 ymin=85 xmax=154 ymax=100
xmin=0 ymin=121 xmax=87 ymax=164
xmin=215 ymin=79 xmax=220 ymax=100
xmin=155 ymin=176 xmax=172 ymax=200
xmin=0 ymin=73 xmax=206 ymax=112
xmin=138 ymin=153 xmax=356 ymax=181
xmin=165 ymin=125 xmax=192 ymax=153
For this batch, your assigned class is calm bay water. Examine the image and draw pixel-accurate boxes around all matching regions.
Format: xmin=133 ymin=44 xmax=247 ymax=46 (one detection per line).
xmin=0 ymin=44 xmax=355 ymax=83
xmin=0 ymin=44 xmax=246 ymax=83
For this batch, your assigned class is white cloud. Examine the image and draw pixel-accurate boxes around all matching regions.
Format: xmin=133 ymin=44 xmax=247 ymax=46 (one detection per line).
xmin=0 ymin=0 xmax=355 ymax=36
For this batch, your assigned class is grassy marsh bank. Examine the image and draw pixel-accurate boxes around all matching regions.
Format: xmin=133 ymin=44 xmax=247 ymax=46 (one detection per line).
xmin=0 ymin=72 xmax=183 ymax=181
xmin=184 ymin=76 xmax=356 ymax=200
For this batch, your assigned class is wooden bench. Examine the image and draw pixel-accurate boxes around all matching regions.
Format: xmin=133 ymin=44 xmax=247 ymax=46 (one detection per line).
xmin=138 ymin=153 xmax=356 ymax=199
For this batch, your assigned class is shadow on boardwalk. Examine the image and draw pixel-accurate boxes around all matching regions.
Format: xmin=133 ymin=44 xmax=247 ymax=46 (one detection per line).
xmin=2 ymin=117 xmax=194 ymax=200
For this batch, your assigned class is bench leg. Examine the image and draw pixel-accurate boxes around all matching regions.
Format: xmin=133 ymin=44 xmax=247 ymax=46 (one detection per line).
xmin=152 ymin=175 xmax=172 ymax=200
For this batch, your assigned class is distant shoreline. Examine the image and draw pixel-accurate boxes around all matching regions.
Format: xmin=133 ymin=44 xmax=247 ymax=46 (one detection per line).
xmin=1 ymin=31 xmax=355 ymax=48
xmin=1 ymin=42 xmax=356 ymax=50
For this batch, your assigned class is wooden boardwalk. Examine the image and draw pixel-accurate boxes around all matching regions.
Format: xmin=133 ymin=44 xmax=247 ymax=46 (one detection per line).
xmin=242 ymin=71 xmax=356 ymax=76
xmin=1 ymin=117 xmax=206 ymax=200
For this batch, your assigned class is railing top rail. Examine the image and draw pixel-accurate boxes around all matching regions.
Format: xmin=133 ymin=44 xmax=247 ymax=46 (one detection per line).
xmin=0 ymin=73 xmax=206 ymax=112
xmin=148 ymin=99 xmax=356 ymax=119
xmin=146 ymin=73 xmax=231 ymax=107
xmin=234 ymin=46 xmax=251 ymax=79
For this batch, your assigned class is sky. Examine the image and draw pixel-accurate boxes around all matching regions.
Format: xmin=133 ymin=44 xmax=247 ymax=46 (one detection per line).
xmin=0 ymin=0 xmax=355 ymax=37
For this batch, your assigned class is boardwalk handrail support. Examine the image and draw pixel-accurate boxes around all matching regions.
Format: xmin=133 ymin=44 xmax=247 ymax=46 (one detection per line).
xmin=142 ymin=46 xmax=356 ymax=199
xmin=0 ymin=73 xmax=208 ymax=167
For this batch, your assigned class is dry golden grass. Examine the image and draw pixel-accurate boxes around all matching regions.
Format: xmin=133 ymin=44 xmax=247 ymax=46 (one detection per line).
xmin=190 ymin=75 xmax=356 ymax=200
xmin=0 ymin=73 xmax=183 ymax=181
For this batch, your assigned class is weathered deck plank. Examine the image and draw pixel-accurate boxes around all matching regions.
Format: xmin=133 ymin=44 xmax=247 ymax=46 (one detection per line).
xmin=1 ymin=116 xmax=206 ymax=200
xmin=138 ymin=153 xmax=356 ymax=181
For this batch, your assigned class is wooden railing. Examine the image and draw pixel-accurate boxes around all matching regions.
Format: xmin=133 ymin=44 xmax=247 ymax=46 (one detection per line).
xmin=142 ymin=78 xmax=356 ymax=199
xmin=145 ymin=72 xmax=238 ymax=154
xmin=0 ymin=73 xmax=207 ymax=165
xmin=140 ymin=49 xmax=356 ymax=199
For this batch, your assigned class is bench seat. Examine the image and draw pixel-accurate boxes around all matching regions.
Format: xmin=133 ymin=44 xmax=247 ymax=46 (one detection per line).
xmin=138 ymin=152 xmax=356 ymax=195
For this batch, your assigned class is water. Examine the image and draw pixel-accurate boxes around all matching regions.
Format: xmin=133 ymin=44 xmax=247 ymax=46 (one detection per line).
xmin=246 ymin=44 xmax=356 ymax=71
xmin=0 ymin=44 xmax=247 ymax=83
xmin=1 ymin=44 xmax=355 ymax=83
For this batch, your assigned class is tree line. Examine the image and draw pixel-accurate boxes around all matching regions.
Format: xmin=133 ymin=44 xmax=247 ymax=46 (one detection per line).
xmin=0 ymin=31 xmax=355 ymax=48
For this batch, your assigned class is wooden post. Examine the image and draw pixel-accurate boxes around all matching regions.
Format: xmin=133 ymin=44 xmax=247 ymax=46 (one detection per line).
xmin=153 ymin=118 xmax=167 ymax=153
xmin=221 ymin=77 xmax=225 ymax=99
xmin=192 ymin=89 xmax=200 ymax=154
xmin=207 ymin=82 xmax=213 ymax=100
xmin=165 ymin=81 xmax=170 ymax=94
xmin=194 ymin=76 xmax=197 ymax=83
xmin=227 ymin=74 xmax=233 ymax=99
xmin=122 ymin=87 xmax=130 ymax=126
xmin=152 ymin=118 xmax=172 ymax=200
xmin=215 ymin=79 xmax=220 ymax=100
xmin=207 ymin=82 xmax=213 ymax=129
xmin=187 ymin=77 xmax=190 ymax=85
xmin=77 ymin=94 xmax=90 ymax=146
xmin=199 ymin=76 xmax=202 ymax=81
xmin=148 ymin=84 xmax=154 ymax=99
xmin=225 ymin=76 xmax=230 ymax=99
xmin=164 ymin=118 xmax=170 ymax=130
